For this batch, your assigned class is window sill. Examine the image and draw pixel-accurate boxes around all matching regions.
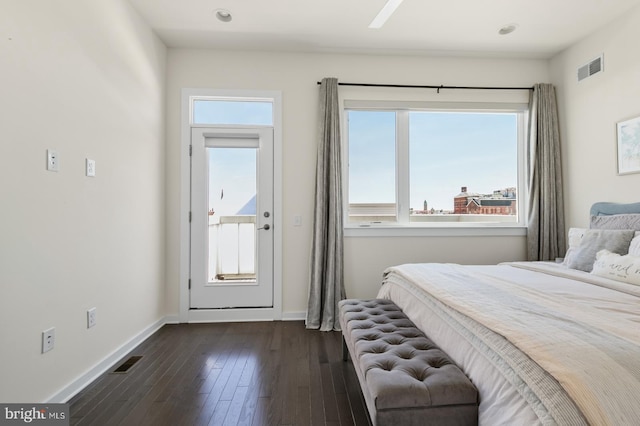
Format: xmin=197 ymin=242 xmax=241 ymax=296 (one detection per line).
xmin=344 ymin=224 xmax=527 ymax=237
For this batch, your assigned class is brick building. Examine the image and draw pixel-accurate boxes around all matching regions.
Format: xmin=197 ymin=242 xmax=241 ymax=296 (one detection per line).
xmin=454 ymin=186 xmax=516 ymax=215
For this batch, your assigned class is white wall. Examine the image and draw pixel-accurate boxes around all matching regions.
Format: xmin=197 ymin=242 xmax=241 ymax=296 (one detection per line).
xmin=345 ymin=235 xmax=527 ymax=299
xmin=550 ymin=4 xmax=640 ymax=227
xmin=0 ymin=0 xmax=166 ymax=402
xmin=166 ymin=50 xmax=548 ymax=315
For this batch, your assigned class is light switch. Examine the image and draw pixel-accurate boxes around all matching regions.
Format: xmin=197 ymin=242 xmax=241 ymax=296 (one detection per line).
xmin=86 ymin=159 xmax=96 ymax=177
xmin=294 ymin=215 xmax=302 ymax=227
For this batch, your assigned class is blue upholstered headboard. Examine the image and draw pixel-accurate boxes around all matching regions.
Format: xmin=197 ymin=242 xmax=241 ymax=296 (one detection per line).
xmin=590 ymin=202 xmax=640 ymax=216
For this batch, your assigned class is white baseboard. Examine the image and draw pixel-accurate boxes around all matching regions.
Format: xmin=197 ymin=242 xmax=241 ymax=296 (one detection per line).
xmin=47 ymin=317 xmax=167 ymax=403
xmin=187 ymin=308 xmax=307 ymax=323
xmin=282 ymin=311 xmax=306 ymax=321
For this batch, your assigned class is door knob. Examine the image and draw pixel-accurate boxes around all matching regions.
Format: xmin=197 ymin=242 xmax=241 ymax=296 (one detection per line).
xmin=258 ymin=224 xmax=270 ymax=231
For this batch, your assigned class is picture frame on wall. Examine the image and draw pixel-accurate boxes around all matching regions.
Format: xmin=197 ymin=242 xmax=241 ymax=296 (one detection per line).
xmin=617 ymin=115 xmax=640 ymax=175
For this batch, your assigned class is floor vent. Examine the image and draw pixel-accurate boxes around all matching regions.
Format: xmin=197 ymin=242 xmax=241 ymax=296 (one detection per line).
xmin=578 ymin=54 xmax=604 ymax=82
xmin=112 ymin=356 xmax=143 ymax=373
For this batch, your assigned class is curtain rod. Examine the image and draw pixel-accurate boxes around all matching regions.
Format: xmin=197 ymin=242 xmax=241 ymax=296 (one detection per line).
xmin=316 ymin=81 xmax=534 ymax=92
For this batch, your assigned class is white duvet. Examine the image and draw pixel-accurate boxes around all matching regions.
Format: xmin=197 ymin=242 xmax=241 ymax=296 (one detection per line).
xmin=378 ymin=261 xmax=640 ymax=426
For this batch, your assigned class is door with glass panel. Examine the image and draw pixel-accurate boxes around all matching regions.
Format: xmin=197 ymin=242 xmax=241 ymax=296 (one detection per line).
xmin=190 ymin=127 xmax=273 ymax=309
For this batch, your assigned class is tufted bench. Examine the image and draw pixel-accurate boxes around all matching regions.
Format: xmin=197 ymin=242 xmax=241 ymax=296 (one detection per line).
xmin=339 ymin=298 xmax=478 ymax=426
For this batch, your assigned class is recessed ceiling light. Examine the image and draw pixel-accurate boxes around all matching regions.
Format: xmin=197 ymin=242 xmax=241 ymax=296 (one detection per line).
xmin=215 ymin=9 xmax=232 ymax=23
xmin=498 ymin=24 xmax=518 ymax=35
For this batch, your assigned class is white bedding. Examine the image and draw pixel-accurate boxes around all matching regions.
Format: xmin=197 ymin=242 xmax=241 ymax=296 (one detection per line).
xmin=378 ymin=261 xmax=640 ymax=425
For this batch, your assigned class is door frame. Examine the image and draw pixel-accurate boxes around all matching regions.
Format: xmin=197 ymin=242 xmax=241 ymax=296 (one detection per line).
xmin=179 ymin=88 xmax=283 ymax=323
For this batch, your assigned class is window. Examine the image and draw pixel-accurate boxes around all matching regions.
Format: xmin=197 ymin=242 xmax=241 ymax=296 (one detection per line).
xmin=348 ymin=111 xmax=397 ymax=222
xmin=193 ymin=99 xmax=273 ymax=125
xmin=345 ymin=101 xmax=526 ymax=229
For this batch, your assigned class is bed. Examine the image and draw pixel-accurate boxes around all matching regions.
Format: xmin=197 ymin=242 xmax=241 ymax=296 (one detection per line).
xmin=377 ymin=202 xmax=640 ymax=425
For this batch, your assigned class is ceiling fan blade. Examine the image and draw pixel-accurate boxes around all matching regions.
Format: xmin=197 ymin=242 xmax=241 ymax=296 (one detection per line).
xmin=369 ymin=0 xmax=404 ymax=29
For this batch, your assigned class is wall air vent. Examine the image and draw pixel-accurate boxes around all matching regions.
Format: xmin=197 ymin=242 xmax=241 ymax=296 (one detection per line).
xmin=577 ymin=55 xmax=604 ymax=82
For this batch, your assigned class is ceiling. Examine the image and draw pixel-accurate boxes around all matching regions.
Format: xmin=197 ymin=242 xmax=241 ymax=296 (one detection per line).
xmin=127 ymin=0 xmax=640 ymax=58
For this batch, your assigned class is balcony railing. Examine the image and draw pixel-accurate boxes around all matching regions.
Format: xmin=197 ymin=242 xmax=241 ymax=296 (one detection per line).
xmin=209 ymin=215 xmax=256 ymax=282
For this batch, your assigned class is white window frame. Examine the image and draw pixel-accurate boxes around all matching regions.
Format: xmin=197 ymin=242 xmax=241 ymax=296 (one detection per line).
xmin=343 ymin=100 xmax=528 ymax=237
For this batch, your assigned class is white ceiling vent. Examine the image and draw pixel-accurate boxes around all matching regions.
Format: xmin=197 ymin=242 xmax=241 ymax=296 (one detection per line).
xmin=577 ymin=55 xmax=604 ymax=82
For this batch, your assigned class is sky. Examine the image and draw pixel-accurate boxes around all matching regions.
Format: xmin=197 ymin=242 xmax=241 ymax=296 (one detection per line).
xmin=194 ymin=100 xmax=271 ymax=219
xmin=348 ymin=110 xmax=518 ymax=211
xmin=208 ymin=148 xmax=256 ymax=218
xmin=193 ymin=100 xmax=518 ymax=215
xmin=193 ymin=100 xmax=272 ymax=126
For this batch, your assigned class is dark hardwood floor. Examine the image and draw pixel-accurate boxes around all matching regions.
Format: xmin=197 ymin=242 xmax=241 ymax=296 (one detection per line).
xmin=68 ymin=321 xmax=370 ymax=426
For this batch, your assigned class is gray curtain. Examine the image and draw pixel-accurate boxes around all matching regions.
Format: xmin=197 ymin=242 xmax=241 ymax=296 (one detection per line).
xmin=527 ymin=83 xmax=566 ymax=261
xmin=306 ymin=77 xmax=345 ymax=331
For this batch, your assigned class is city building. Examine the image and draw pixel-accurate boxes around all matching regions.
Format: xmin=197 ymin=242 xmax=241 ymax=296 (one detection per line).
xmin=454 ymin=187 xmax=517 ymax=215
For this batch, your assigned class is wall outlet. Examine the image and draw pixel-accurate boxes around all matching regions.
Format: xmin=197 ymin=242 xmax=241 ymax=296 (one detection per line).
xmin=87 ymin=307 xmax=97 ymax=328
xmin=86 ymin=158 xmax=96 ymax=177
xmin=47 ymin=150 xmax=59 ymax=172
xmin=42 ymin=328 xmax=55 ymax=353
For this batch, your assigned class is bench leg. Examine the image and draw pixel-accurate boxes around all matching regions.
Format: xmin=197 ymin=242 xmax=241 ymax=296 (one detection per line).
xmin=342 ymin=336 xmax=350 ymax=361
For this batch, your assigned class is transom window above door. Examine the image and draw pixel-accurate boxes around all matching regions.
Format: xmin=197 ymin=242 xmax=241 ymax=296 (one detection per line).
xmin=192 ymin=99 xmax=273 ymax=126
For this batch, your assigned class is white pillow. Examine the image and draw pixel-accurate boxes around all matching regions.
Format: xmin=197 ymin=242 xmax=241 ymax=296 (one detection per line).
xmin=562 ymin=228 xmax=587 ymax=265
xmin=591 ymin=249 xmax=640 ymax=286
xmin=629 ymin=233 xmax=640 ymax=256
xmin=567 ymin=227 xmax=587 ymax=248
